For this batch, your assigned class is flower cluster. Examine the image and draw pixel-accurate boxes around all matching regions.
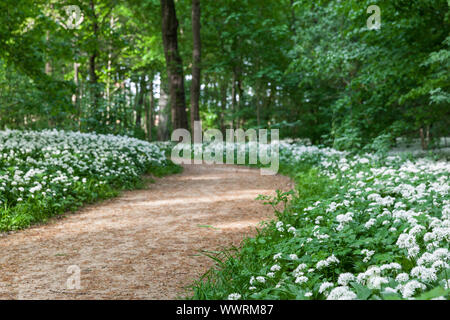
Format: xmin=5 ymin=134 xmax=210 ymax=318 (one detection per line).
xmin=0 ymin=129 xmax=171 ymax=230
xmin=193 ymin=141 xmax=449 ymax=300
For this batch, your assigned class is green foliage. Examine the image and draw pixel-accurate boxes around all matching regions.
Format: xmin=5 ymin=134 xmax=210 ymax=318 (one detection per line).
xmin=189 ymin=141 xmax=450 ymax=300
xmin=1 ymin=0 xmax=448 ymax=147
xmin=0 ymin=130 xmax=181 ymax=231
xmin=289 ymin=0 xmax=450 ymax=149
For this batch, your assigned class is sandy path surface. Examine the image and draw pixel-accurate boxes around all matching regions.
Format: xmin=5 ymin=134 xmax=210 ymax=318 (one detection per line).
xmin=0 ymin=164 xmax=292 ymax=300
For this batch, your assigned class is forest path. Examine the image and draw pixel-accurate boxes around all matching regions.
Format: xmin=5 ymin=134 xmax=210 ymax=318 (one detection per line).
xmin=0 ymin=164 xmax=292 ymax=299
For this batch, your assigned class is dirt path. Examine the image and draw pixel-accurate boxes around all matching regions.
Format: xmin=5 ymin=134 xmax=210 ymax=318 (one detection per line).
xmin=0 ymin=164 xmax=292 ymax=300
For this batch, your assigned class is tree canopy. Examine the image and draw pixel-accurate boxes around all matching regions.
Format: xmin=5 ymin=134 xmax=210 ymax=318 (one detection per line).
xmin=0 ymin=0 xmax=448 ymax=150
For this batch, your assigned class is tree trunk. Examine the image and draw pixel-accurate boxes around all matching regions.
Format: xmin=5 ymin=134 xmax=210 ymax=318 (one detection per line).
xmin=420 ymin=126 xmax=431 ymax=150
xmin=237 ymin=70 xmax=243 ymax=129
xmin=146 ymin=79 xmax=155 ymax=141
xmin=45 ymin=4 xmax=53 ymax=75
xmin=123 ymin=79 xmax=128 ymax=129
xmin=231 ymin=69 xmax=237 ymax=129
xmin=263 ymin=84 xmax=274 ymax=127
xmin=45 ymin=32 xmax=52 ymax=75
xmin=190 ymin=0 xmax=201 ymax=131
xmin=160 ymin=0 xmax=188 ymax=130
xmin=89 ymin=0 xmax=100 ymax=110
xmin=220 ymin=79 xmax=228 ymax=134
xmin=45 ymin=29 xmax=52 ymax=127
xmin=106 ymin=15 xmax=116 ymax=123
xmin=73 ymin=62 xmax=81 ymax=129
xmin=158 ymin=77 xmax=170 ymax=141
xmin=135 ymin=77 xmax=146 ymax=128
xmin=256 ymin=101 xmax=261 ymax=127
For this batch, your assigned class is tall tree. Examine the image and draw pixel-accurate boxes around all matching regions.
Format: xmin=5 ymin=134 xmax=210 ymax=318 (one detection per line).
xmin=219 ymin=78 xmax=228 ymax=134
xmin=160 ymin=0 xmax=188 ymax=130
xmin=88 ymin=0 xmax=100 ymax=109
xmin=190 ymin=0 xmax=201 ymax=131
xmin=135 ymin=75 xmax=146 ymax=128
xmin=146 ymin=78 xmax=155 ymax=141
xmin=158 ymin=76 xmax=170 ymax=140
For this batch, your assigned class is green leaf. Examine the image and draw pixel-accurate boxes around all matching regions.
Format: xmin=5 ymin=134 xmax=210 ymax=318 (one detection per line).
xmin=350 ymin=282 xmax=372 ymax=300
xmin=417 ymin=287 xmax=449 ymax=300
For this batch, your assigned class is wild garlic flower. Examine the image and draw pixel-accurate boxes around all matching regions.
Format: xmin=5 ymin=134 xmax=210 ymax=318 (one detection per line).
xmin=319 ymin=282 xmax=334 ymax=294
xmin=270 ymin=264 xmax=281 ymax=272
xmin=295 ymin=276 xmax=308 ymax=284
xmin=400 ymin=281 xmax=426 ymax=298
xmin=326 ymin=286 xmax=357 ymax=300
xmin=227 ymin=293 xmax=242 ymax=300
xmin=337 ymin=273 xmax=355 ymax=286
xmin=316 ymin=255 xmax=339 ymax=269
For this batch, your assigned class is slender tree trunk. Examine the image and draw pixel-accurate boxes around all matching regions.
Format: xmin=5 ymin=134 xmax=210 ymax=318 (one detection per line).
xmin=89 ymin=53 xmax=98 ymax=91
xmin=420 ymin=128 xmax=426 ymax=150
xmin=256 ymin=82 xmax=269 ymax=128
xmin=160 ymin=0 xmax=188 ymax=130
xmin=237 ymin=70 xmax=243 ymax=129
xmin=158 ymin=76 xmax=170 ymax=141
xmin=123 ymin=79 xmax=128 ymax=129
xmin=420 ymin=125 xmax=431 ymax=150
xmin=231 ymin=69 xmax=237 ymax=129
xmin=89 ymin=0 xmax=100 ymax=110
xmin=45 ymin=32 xmax=52 ymax=75
xmin=256 ymin=100 xmax=261 ymax=127
xmin=45 ymin=29 xmax=52 ymax=127
xmin=73 ymin=63 xmax=79 ymax=104
xmin=220 ymin=79 xmax=228 ymax=134
xmin=106 ymin=15 xmax=116 ymax=124
xmin=146 ymin=79 xmax=155 ymax=141
xmin=135 ymin=76 xmax=146 ymax=128
xmin=203 ymin=75 xmax=210 ymax=110
xmin=45 ymin=4 xmax=54 ymax=76
xmin=262 ymin=84 xmax=273 ymax=127
xmin=73 ymin=62 xmax=81 ymax=129
xmin=255 ymin=81 xmax=262 ymax=127
xmin=190 ymin=0 xmax=201 ymax=131
xmin=79 ymin=73 xmax=84 ymax=129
